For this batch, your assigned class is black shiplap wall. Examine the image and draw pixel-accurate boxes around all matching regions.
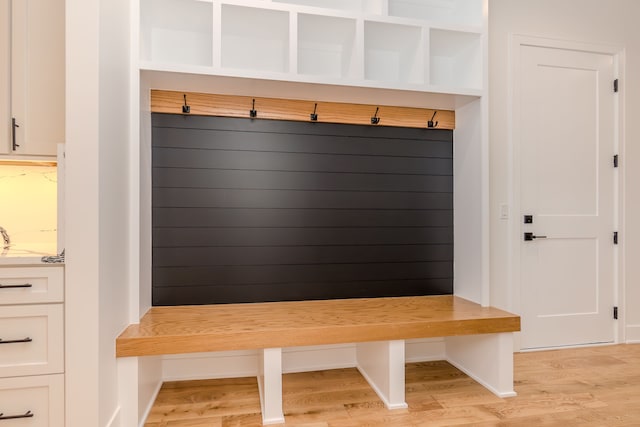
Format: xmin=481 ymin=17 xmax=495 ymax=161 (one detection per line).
xmin=152 ymin=114 xmax=453 ymax=305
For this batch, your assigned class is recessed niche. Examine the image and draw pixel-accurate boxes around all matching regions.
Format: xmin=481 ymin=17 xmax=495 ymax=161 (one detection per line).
xmin=221 ymin=5 xmax=289 ymax=73
xmin=140 ymin=0 xmax=213 ymax=66
xmin=298 ymin=14 xmax=358 ymax=79
xmin=364 ymin=21 xmax=423 ymax=85
xmin=389 ymin=0 xmax=483 ymax=27
xmin=429 ymin=28 xmax=481 ymax=89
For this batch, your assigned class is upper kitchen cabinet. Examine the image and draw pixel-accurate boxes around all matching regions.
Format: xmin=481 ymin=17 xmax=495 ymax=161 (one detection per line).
xmin=0 ymin=0 xmax=65 ymax=157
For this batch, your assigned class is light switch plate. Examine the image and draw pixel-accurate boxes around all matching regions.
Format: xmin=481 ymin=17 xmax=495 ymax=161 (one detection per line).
xmin=499 ymin=203 xmax=509 ymax=220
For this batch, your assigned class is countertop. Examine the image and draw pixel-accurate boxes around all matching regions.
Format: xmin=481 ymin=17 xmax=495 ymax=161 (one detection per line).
xmin=0 ymin=257 xmax=58 ymax=266
xmin=0 ymin=244 xmax=62 ymax=266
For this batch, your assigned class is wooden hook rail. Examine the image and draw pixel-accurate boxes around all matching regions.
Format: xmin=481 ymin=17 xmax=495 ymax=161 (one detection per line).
xmin=150 ymin=90 xmax=455 ymax=130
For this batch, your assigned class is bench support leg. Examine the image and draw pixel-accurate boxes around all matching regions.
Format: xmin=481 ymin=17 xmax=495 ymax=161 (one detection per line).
xmin=356 ymin=340 xmax=408 ymax=409
xmin=445 ymin=332 xmax=517 ymax=398
xmin=257 ymin=348 xmax=285 ymax=425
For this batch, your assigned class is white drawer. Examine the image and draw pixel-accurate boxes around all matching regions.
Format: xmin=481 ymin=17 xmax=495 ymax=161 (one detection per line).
xmin=0 ymin=267 xmax=64 ymax=305
xmin=0 ymin=305 xmax=63 ymax=378
xmin=0 ymin=374 xmax=64 ymax=426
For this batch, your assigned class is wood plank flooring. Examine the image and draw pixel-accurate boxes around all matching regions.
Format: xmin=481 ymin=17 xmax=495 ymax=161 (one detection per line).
xmin=145 ymin=344 xmax=640 ymax=426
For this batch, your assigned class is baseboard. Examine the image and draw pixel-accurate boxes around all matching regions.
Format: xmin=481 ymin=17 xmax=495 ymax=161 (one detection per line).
xmin=282 ymin=344 xmax=356 ymax=373
xmin=163 ymin=350 xmax=260 ymax=381
xmin=446 ymin=358 xmax=517 ymax=399
xmin=405 ymin=338 xmax=445 ymax=362
xmin=356 ymin=365 xmax=408 ymax=410
xmin=139 ymin=380 xmax=163 ymax=427
xmin=162 ymin=339 xmax=446 ymax=382
xmin=626 ymin=325 xmax=640 ymax=343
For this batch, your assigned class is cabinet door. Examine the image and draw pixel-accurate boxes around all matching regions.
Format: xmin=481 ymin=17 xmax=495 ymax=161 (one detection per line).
xmin=11 ymin=0 xmax=64 ymax=156
xmin=0 ymin=304 xmax=64 ymax=378
xmin=0 ymin=1 xmax=9 ymax=155
xmin=0 ymin=266 xmax=64 ymax=306
xmin=0 ymin=374 xmax=64 ymax=426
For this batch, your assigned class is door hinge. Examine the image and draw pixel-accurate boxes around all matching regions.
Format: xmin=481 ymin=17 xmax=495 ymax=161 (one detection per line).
xmin=614 ymin=79 xmax=619 ymax=93
xmin=614 ymin=306 xmax=619 ymax=320
xmin=614 ymin=155 xmax=619 ymax=168
xmin=613 ymin=232 xmax=619 ymax=245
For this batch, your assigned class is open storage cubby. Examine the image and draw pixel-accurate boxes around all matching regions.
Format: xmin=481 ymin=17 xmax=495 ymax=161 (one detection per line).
xmin=140 ymin=0 xmax=213 ymax=66
xmin=364 ymin=21 xmax=423 ymax=85
xmin=137 ymin=0 xmax=486 ymax=96
xmin=388 ymin=0 xmax=483 ymax=27
xmin=273 ymin=0 xmax=386 ymax=15
xmin=221 ymin=4 xmax=290 ymax=73
xmin=429 ymin=28 xmax=481 ymax=89
xmin=297 ymin=14 xmax=359 ymax=79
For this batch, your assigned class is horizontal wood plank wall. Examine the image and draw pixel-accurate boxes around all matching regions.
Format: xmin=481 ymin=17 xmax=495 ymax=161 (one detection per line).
xmin=151 ymin=90 xmax=455 ymax=130
xmin=152 ymin=114 xmax=453 ymax=306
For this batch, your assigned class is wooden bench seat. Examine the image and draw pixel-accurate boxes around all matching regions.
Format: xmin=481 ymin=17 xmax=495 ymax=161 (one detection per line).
xmin=116 ymin=295 xmax=519 ymax=357
xmin=116 ymin=295 xmax=520 ymax=425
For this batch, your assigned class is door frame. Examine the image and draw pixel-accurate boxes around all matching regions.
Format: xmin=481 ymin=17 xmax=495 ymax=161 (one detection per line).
xmin=507 ymin=35 xmax=626 ymax=349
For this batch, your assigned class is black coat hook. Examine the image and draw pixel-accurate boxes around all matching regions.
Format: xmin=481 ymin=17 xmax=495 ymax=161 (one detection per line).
xmin=250 ymin=99 xmax=257 ymax=118
xmin=310 ymin=103 xmax=318 ymax=121
xmin=427 ymin=110 xmax=438 ymax=128
xmin=182 ymin=94 xmax=190 ymax=114
xmin=371 ymin=107 xmax=380 ymax=125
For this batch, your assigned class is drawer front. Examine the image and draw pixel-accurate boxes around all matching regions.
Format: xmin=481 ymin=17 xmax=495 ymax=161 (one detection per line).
xmin=0 ymin=267 xmax=64 ymax=305
xmin=0 ymin=374 xmax=64 ymax=426
xmin=0 ymin=305 xmax=63 ymax=378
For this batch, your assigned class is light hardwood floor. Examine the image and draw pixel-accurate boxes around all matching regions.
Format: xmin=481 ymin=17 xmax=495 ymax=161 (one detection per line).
xmin=145 ymin=344 xmax=640 ymax=426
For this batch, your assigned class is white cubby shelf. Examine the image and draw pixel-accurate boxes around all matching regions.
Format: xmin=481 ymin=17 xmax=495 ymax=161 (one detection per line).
xmin=138 ymin=0 xmax=484 ymax=96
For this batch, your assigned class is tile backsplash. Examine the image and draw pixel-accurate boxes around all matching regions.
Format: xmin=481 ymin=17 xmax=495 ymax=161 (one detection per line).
xmin=0 ymin=163 xmax=57 ymax=252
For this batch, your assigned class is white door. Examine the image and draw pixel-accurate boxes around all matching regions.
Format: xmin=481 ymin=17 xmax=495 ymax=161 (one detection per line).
xmin=518 ymin=44 xmax=617 ymax=349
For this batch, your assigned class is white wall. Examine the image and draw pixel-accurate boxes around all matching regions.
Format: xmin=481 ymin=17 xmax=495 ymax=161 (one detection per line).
xmin=66 ymin=0 xmax=132 ymax=425
xmin=488 ymin=0 xmax=640 ymax=341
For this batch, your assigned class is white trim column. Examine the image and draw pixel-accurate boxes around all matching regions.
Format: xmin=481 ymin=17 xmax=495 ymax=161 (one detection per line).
xmin=356 ymin=340 xmax=408 ymax=409
xmin=257 ymin=348 xmax=284 ymax=425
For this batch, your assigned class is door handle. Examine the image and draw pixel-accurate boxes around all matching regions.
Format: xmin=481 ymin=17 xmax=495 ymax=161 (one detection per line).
xmin=11 ymin=118 xmax=20 ymax=151
xmin=0 ymin=283 xmax=33 ymax=289
xmin=524 ymin=232 xmax=547 ymax=241
xmin=0 ymin=410 xmax=34 ymax=421
xmin=0 ymin=337 xmax=33 ymax=344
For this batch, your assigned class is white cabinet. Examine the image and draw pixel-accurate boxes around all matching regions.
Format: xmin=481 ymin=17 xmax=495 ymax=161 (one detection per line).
xmin=0 ymin=266 xmax=64 ymax=306
xmin=0 ymin=1 xmax=10 ymax=155
xmin=0 ymin=305 xmax=64 ymax=378
xmin=138 ymin=0 xmax=484 ymax=96
xmin=0 ymin=0 xmax=65 ymax=157
xmin=0 ymin=375 xmax=64 ymax=426
xmin=0 ymin=265 xmax=64 ymax=426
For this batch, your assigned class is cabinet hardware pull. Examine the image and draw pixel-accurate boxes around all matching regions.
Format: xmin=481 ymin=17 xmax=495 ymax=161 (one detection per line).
xmin=0 ymin=410 xmax=34 ymax=420
xmin=0 ymin=283 xmax=33 ymax=289
xmin=11 ymin=118 xmax=20 ymax=151
xmin=0 ymin=337 xmax=33 ymax=345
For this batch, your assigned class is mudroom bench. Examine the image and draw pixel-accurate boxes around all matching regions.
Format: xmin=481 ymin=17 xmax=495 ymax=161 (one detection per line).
xmin=116 ymin=295 xmax=520 ymax=425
